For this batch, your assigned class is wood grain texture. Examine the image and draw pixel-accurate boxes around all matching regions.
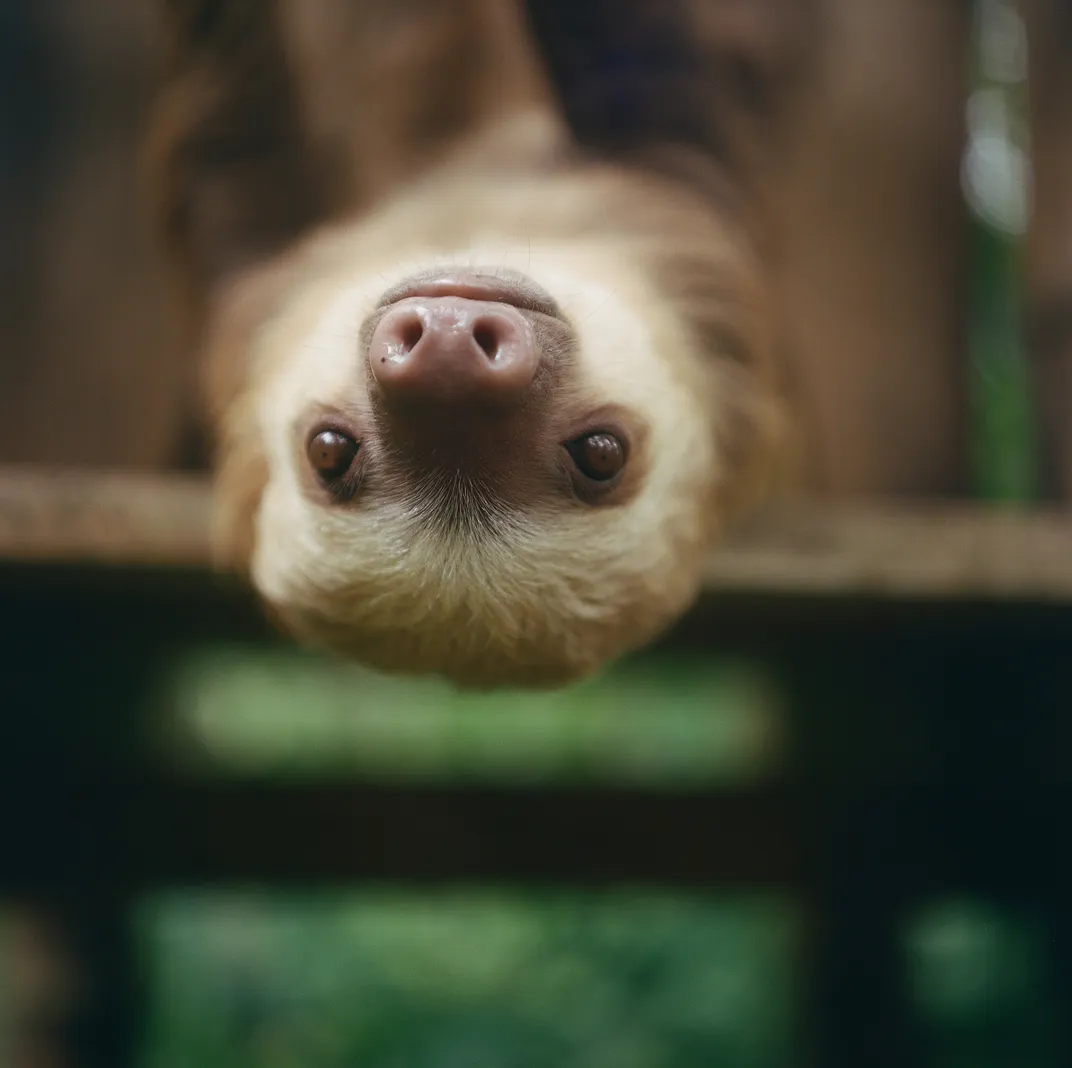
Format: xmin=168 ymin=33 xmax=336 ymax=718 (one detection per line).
xmin=0 ymin=467 xmax=212 ymax=568
xmin=1 ymin=466 xmax=1070 ymax=600
xmin=709 ymin=504 xmax=1072 ymax=601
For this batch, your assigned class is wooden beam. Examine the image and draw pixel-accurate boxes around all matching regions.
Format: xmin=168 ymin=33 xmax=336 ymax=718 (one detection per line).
xmin=0 ymin=467 xmax=211 ymax=569
xmin=708 ymin=503 xmax=1072 ymax=601
xmin=0 ymin=779 xmax=802 ymax=891
xmin=1 ymin=465 xmax=1070 ymax=600
xmin=0 ymin=777 xmax=1065 ymax=896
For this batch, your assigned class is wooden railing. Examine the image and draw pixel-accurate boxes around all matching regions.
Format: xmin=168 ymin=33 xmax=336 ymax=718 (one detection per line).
xmin=2 ymin=466 xmax=1070 ymax=1068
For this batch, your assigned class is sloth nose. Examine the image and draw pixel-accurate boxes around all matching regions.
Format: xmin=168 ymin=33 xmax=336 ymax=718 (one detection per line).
xmin=369 ymin=298 xmax=536 ymax=405
xmin=368 ymin=297 xmax=538 ymax=408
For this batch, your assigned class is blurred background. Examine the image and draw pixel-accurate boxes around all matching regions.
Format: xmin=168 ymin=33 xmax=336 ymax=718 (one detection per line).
xmin=0 ymin=1 xmax=1065 ymax=1066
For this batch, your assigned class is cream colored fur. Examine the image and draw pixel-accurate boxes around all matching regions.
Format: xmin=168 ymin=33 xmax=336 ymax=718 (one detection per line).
xmin=208 ymin=111 xmax=779 ymax=687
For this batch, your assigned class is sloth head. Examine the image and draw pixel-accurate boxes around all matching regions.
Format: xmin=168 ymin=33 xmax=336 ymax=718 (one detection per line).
xmin=207 ymin=161 xmax=777 ymax=688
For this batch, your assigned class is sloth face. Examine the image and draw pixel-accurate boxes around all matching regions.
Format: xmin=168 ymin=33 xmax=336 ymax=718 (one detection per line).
xmin=210 ymin=164 xmax=773 ymax=687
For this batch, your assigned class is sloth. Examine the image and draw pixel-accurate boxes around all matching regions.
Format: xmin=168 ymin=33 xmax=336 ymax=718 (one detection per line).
xmin=149 ymin=0 xmax=784 ymax=687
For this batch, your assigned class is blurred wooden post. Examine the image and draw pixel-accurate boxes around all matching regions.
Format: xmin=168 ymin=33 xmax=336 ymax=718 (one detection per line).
xmin=0 ymin=504 xmax=164 ymax=1068
xmin=8 ymin=901 xmax=139 ymax=1068
xmin=804 ymin=877 xmax=917 ymax=1068
xmin=786 ymin=652 xmax=932 ymax=1068
xmin=767 ymin=0 xmax=973 ymax=497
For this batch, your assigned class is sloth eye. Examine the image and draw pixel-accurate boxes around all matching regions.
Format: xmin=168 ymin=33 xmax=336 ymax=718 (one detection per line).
xmin=308 ymin=429 xmax=359 ymax=480
xmin=567 ymin=432 xmax=626 ymax=482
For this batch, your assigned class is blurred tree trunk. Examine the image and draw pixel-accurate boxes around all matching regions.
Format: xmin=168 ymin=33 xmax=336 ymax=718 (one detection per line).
xmin=764 ymin=0 xmax=973 ymax=496
xmin=0 ymin=1 xmax=196 ymax=470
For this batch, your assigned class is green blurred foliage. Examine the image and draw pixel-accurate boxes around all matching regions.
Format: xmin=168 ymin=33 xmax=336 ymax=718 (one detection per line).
xmin=160 ymin=649 xmax=782 ymax=788
xmin=969 ymin=221 xmax=1037 ymax=503
xmin=140 ymin=894 xmax=797 ymax=1068
xmin=967 ymin=0 xmax=1037 ymax=503
xmin=905 ymin=900 xmax=1063 ymax=1068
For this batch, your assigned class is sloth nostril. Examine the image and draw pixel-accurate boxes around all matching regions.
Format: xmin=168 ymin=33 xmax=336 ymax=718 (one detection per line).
xmin=399 ymin=316 xmax=424 ymax=354
xmin=473 ymin=321 xmax=500 ymax=359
